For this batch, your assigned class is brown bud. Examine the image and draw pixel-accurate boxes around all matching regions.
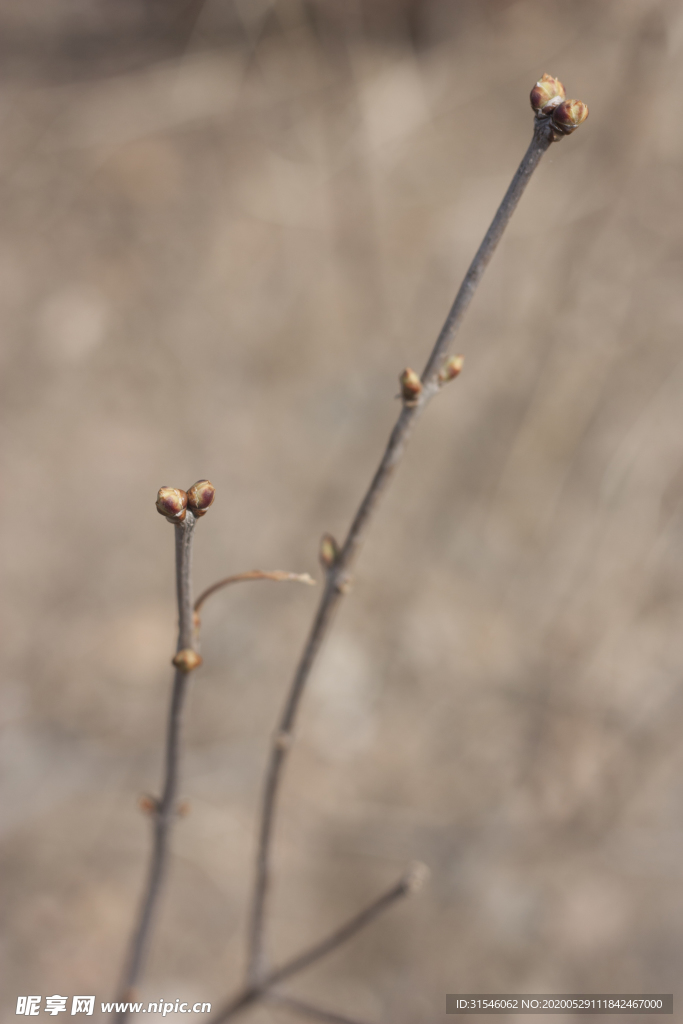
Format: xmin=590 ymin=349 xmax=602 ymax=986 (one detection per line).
xmin=438 ymin=354 xmax=464 ymax=384
xmin=177 ymin=800 xmax=191 ymax=817
xmin=187 ymin=479 xmax=215 ymax=517
xmin=172 ymin=648 xmax=203 ymax=672
xmin=551 ymin=98 xmax=588 ymax=135
xmin=156 ymin=487 xmax=188 ymax=521
xmin=139 ymin=795 xmax=159 ymax=816
xmin=319 ymin=533 xmax=340 ymax=570
xmin=400 ymin=367 xmax=422 ymax=406
xmin=530 ymin=73 xmax=565 ymax=113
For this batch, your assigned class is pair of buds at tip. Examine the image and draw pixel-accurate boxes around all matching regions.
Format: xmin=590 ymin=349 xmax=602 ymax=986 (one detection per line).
xmin=156 ymin=480 xmax=216 ymax=522
xmin=530 ymin=74 xmax=588 ymax=135
xmin=139 ymin=795 xmax=190 ymax=817
xmin=403 ymin=860 xmax=430 ymax=894
xmin=173 ymin=648 xmax=202 ymax=672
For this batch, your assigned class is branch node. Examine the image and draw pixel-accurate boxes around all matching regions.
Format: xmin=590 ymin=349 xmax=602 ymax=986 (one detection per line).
xmin=334 ymin=572 xmax=353 ymax=595
xmin=172 ymin=648 xmax=202 ymax=672
xmin=138 ymin=795 xmax=160 ymax=817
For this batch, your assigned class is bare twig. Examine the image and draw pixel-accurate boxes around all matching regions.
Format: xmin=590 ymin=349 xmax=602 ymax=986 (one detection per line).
xmin=195 ymin=571 xmax=316 ymax=614
xmin=114 ymin=511 xmax=199 ymax=1021
xmin=211 ymin=867 xmax=424 ymax=1023
xmin=247 ymin=114 xmax=562 ymax=983
xmin=266 ymin=993 xmax=374 ymax=1024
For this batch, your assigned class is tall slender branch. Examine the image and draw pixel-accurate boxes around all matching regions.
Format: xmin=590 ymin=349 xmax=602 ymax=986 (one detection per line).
xmin=114 ymin=511 xmax=198 ymax=1021
xmin=247 ymin=116 xmax=559 ymax=983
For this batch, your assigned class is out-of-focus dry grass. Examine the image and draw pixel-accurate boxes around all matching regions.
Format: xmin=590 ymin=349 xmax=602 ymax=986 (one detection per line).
xmin=2 ymin=0 xmax=683 ymax=1019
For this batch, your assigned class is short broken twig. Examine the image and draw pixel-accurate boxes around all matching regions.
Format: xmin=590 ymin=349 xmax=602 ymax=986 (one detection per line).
xmin=210 ymin=865 xmax=427 ymax=1023
xmin=194 ymin=571 xmax=316 ymax=615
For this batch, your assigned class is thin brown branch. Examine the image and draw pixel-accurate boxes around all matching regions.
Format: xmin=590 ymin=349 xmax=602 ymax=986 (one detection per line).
xmin=114 ymin=512 xmax=199 ymax=1022
xmin=246 ymin=116 xmax=560 ymax=983
xmin=265 ymin=993 xmax=375 ymax=1024
xmin=210 ymin=867 xmax=424 ymax=1023
xmin=195 ymin=571 xmax=316 ymax=614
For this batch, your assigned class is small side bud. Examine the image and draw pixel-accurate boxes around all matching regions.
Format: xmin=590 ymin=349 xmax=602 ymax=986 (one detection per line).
xmin=177 ymin=800 xmax=191 ymax=817
xmin=403 ymin=860 xmax=430 ymax=894
xmin=400 ymin=368 xmax=422 ymax=406
xmin=319 ymin=533 xmax=340 ymax=570
xmin=438 ymin=354 xmax=464 ymax=384
xmin=156 ymin=487 xmax=188 ymax=522
xmin=172 ymin=648 xmax=203 ymax=672
xmin=551 ymin=98 xmax=588 ymax=135
xmin=530 ymin=73 xmax=565 ymax=113
xmin=139 ymin=795 xmax=159 ymax=816
xmin=187 ymin=479 xmax=215 ymax=517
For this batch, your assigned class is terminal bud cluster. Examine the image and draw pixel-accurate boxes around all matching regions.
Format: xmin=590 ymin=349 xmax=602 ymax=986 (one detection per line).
xmin=156 ymin=480 xmax=215 ymax=523
xmin=530 ymin=73 xmax=588 ymax=139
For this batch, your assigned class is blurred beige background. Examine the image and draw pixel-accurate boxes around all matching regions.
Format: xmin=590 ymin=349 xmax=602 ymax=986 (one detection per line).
xmin=2 ymin=0 xmax=683 ymax=1020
